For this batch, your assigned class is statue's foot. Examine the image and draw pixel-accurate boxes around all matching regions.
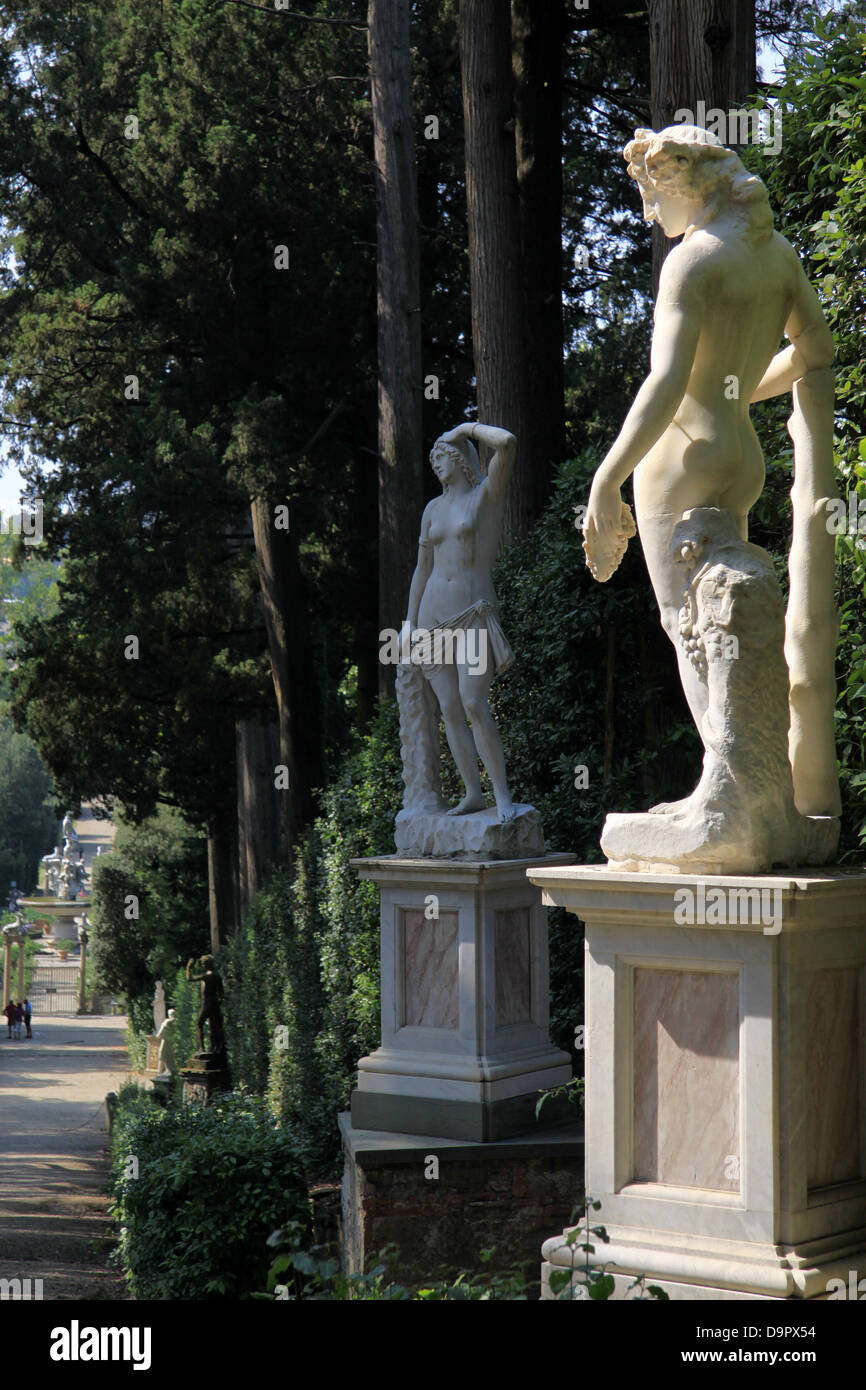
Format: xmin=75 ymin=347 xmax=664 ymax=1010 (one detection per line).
xmin=447 ymin=793 xmax=486 ymax=816
xmin=495 ymin=794 xmax=518 ymax=825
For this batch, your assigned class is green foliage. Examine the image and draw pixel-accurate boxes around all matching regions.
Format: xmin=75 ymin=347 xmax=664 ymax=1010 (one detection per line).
xmin=168 ymin=964 xmax=201 ymax=1077
xmin=0 ymin=0 xmax=379 ymax=821
xmin=222 ymin=700 xmax=401 ymax=1170
xmin=0 ymin=715 xmax=57 ymax=900
xmin=257 ymin=1228 xmax=535 ymax=1301
xmin=493 ymin=451 xmax=698 ymax=849
xmin=90 ymin=805 xmax=208 ymax=1026
xmin=754 ymin=11 xmax=866 ymax=854
xmin=109 ymin=1085 xmax=311 ymax=1300
xmin=546 ymin=1198 xmax=669 ymax=1302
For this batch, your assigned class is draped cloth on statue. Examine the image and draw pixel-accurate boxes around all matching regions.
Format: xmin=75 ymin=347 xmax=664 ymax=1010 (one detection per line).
xmin=417 ymin=599 xmax=514 ymax=680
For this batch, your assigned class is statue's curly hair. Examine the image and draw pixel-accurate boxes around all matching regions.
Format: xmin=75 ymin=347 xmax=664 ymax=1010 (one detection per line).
xmin=430 ymin=438 xmax=483 ymax=489
xmin=624 ymin=124 xmax=773 ymax=245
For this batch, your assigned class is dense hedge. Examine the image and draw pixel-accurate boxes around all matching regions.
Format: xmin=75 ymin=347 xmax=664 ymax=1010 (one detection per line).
xmin=109 ymin=1084 xmax=310 ymax=1299
xmin=221 ymin=700 xmax=402 ymax=1170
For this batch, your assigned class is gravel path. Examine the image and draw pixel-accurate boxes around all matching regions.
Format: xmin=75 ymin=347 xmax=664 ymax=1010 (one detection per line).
xmin=0 ymin=1014 xmax=131 ymax=1300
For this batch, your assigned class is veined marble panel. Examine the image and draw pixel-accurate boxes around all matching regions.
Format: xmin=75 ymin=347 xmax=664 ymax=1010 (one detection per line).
xmin=403 ymin=909 xmax=459 ymax=1029
xmin=495 ymin=907 xmax=531 ymax=1027
xmin=633 ymin=967 xmax=740 ymax=1191
xmin=807 ymin=966 xmax=861 ymax=1189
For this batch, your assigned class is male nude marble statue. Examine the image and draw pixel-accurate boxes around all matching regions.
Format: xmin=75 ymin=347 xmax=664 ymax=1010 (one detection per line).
xmin=583 ymin=124 xmax=840 ymax=873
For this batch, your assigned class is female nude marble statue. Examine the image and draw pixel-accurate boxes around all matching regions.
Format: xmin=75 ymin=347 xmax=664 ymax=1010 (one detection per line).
xmin=583 ymin=124 xmax=840 ymax=872
xmin=393 ymin=424 xmax=545 ymax=859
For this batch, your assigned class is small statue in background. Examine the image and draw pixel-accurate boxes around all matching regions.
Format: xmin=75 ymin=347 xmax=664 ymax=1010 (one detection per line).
xmin=394 ymin=422 xmax=545 ymax=860
xmin=155 ymin=1008 xmax=177 ymax=1077
xmin=186 ymin=955 xmax=225 ymax=1056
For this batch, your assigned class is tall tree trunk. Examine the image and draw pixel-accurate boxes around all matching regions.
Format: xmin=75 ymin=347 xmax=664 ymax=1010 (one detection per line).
xmin=369 ymin=0 xmax=424 ymax=696
xmin=512 ymin=0 xmax=566 ymax=514
xmin=208 ymin=812 xmax=238 ymax=953
xmin=460 ymin=0 xmax=533 ymax=538
xmin=236 ymin=716 xmax=281 ymax=923
xmin=648 ymin=0 xmax=756 ymax=294
xmin=249 ymin=497 xmax=321 ymax=871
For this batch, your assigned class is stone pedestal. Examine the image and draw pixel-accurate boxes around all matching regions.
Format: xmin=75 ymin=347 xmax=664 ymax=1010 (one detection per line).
xmin=144 ymin=1035 xmax=161 ymax=1074
xmin=527 ymin=864 xmax=866 ymax=1300
xmin=350 ymin=855 xmax=573 ymax=1142
xmin=341 ymin=1111 xmax=583 ymax=1280
xmin=180 ymin=1053 xmax=230 ymax=1107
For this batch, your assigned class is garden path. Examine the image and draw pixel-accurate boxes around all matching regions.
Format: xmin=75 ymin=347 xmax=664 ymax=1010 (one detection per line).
xmin=0 ymin=1014 xmax=130 ymax=1299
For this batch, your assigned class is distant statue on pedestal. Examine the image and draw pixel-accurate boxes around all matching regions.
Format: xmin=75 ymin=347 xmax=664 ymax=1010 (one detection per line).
xmin=186 ymin=955 xmax=225 ymax=1057
xmin=394 ymin=423 xmax=545 ymax=860
xmin=155 ymin=1008 xmax=176 ymax=1076
xmin=582 ymin=124 xmax=840 ymax=873
xmin=152 ymin=980 xmax=166 ymax=1032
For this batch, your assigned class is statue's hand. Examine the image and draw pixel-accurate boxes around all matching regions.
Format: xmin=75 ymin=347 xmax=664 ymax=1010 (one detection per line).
xmin=583 ymin=482 xmax=636 ymax=582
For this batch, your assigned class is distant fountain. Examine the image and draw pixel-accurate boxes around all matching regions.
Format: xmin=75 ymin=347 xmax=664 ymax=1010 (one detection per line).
xmin=20 ymin=812 xmax=92 ymax=944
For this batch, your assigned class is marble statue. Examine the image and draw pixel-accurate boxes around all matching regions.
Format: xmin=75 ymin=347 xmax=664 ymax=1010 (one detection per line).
xmin=41 ymin=845 xmax=63 ymax=895
xmin=395 ymin=422 xmax=544 ymax=859
xmin=152 ymin=980 xmax=166 ymax=1032
xmin=155 ymin=1008 xmax=176 ymax=1076
xmin=62 ymin=811 xmax=79 ymax=846
xmin=583 ymin=124 xmax=840 ymax=874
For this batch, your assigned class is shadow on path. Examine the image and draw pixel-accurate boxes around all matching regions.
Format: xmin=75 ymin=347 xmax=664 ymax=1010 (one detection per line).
xmin=0 ymin=1014 xmax=131 ymax=1299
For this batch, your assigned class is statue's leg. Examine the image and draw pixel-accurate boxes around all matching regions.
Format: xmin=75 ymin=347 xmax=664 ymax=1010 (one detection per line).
xmin=636 ymin=508 xmax=710 ymax=726
xmin=633 ymin=506 xmax=712 ymax=813
xmin=456 ymin=656 xmax=515 ymax=823
xmin=426 ymin=665 xmax=485 ymax=814
xmin=196 ymin=1005 xmax=205 ymax=1053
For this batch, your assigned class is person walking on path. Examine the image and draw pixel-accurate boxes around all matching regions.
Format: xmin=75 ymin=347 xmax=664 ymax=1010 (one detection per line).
xmin=23 ymin=998 xmax=32 ymax=1039
xmin=12 ymin=1002 xmax=22 ymax=1040
xmin=3 ymin=1000 xmax=13 ymax=1039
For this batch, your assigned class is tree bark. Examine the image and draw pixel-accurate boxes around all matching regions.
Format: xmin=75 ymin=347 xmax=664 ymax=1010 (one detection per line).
xmin=249 ymin=496 xmax=321 ymax=870
xmin=236 ymin=716 xmax=281 ymax=922
xmin=369 ymin=0 xmax=424 ymax=694
xmin=648 ymin=0 xmax=756 ymax=294
xmin=208 ymin=813 xmax=238 ymax=953
xmin=460 ymin=0 xmax=533 ymax=538
xmin=512 ymin=0 xmax=566 ymax=513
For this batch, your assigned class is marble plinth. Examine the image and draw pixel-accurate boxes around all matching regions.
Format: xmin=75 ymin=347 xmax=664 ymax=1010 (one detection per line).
xmin=395 ymin=804 xmax=545 ymax=860
xmin=350 ymin=855 xmax=573 ymax=1141
xmin=144 ymin=1035 xmax=160 ymax=1074
xmin=527 ymin=864 xmax=866 ymax=1300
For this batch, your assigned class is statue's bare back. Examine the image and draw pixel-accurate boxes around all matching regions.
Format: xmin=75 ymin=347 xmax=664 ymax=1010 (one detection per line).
xmin=635 ymin=229 xmax=801 ymax=523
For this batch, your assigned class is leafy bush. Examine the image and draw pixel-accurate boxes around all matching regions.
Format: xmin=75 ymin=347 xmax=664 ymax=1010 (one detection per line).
xmin=221 ymin=699 xmax=401 ymax=1170
xmin=90 ymin=805 xmax=210 ymax=1054
xmin=109 ymin=1086 xmax=311 ymax=1299
xmin=751 ymin=11 xmax=866 ymax=855
xmin=258 ymin=1225 xmax=536 ymax=1301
